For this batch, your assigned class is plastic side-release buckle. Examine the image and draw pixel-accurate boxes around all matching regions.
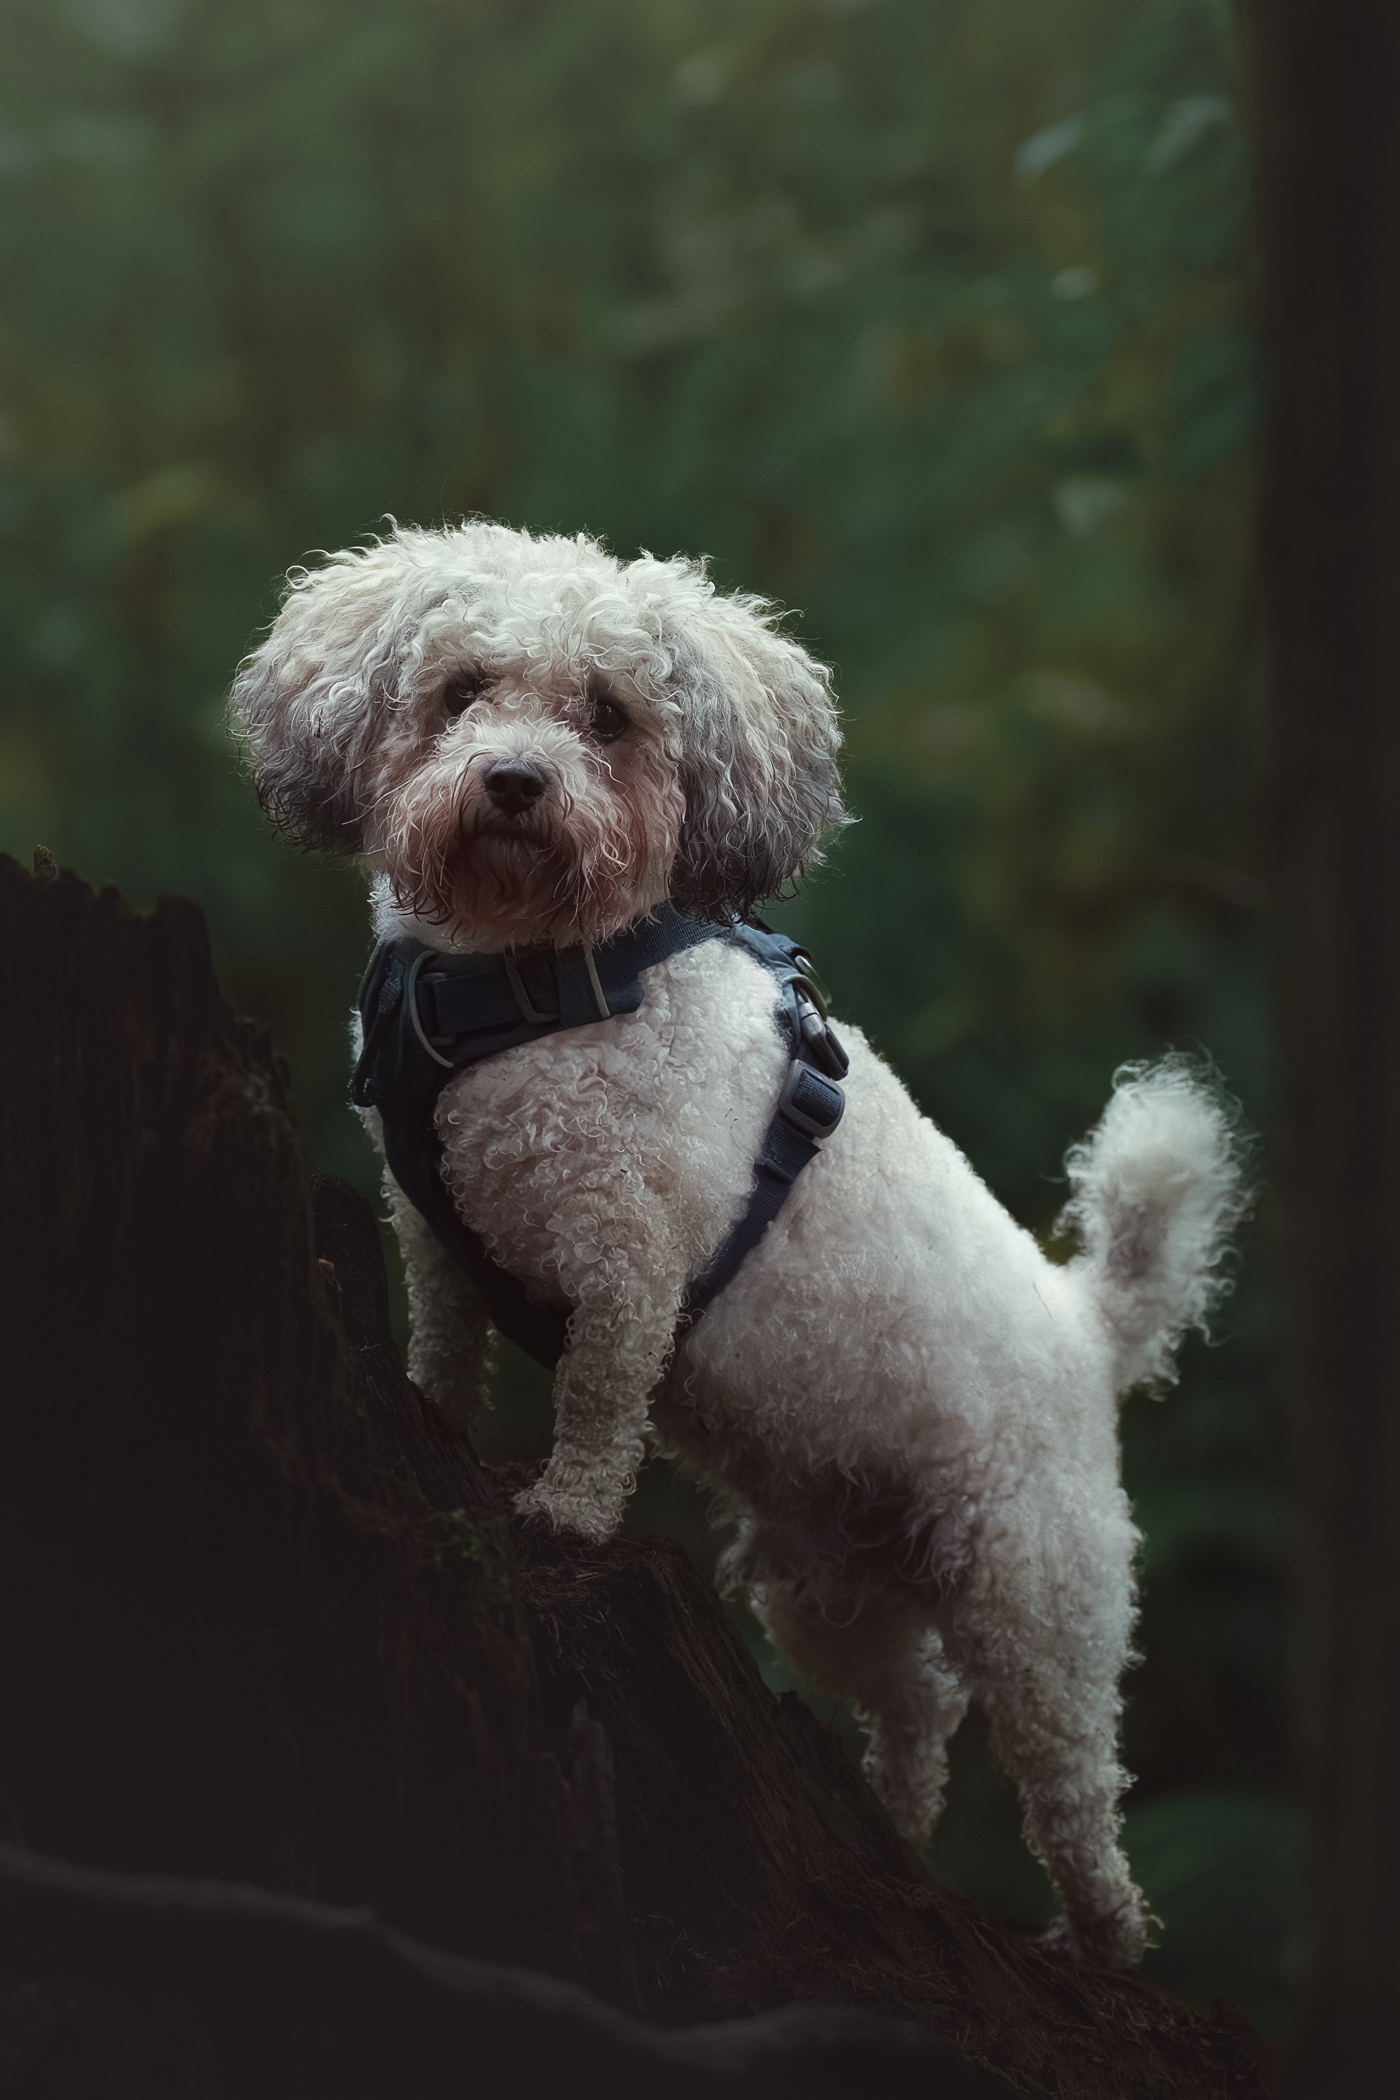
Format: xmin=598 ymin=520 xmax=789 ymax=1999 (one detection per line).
xmin=775 ymin=1058 xmax=845 ymax=1143
xmin=792 ymin=983 xmax=850 ymax=1079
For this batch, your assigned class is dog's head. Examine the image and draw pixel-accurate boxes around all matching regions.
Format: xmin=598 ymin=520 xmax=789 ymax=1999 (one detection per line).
xmin=230 ymin=520 xmax=846 ymax=948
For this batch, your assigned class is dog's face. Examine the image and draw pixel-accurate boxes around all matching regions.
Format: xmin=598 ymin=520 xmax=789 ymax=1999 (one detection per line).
xmin=230 ymin=521 xmax=846 ymax=949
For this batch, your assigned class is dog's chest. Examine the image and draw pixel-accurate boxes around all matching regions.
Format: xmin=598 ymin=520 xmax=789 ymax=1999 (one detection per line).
xmin=431 ymin=942 xmax=789 ymax=1296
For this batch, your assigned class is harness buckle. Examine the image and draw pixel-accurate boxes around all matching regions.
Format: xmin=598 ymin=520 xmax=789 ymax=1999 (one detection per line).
xmin=793 ymin=985 xmax=850 ymax=1080
xmin=775 ymin=1057 xmax=845 ymax=1143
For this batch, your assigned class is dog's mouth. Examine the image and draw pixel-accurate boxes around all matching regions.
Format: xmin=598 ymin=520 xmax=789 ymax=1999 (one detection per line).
xmin=472 ymin=803 xmax=556 ymax=842
xmin=446 ymin=786 xmax=570 ymax=880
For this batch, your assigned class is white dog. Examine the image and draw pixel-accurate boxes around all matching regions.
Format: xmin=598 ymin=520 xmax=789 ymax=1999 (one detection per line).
xmin=231 ymin=519 xmax=1246 ymax=1970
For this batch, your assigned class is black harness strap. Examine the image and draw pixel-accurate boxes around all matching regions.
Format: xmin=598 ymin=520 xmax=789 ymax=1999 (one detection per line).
xmin=351 ymin=907 xmax=846 ymax=1370
xmin=676 ymin=924 xmax=847 ymax=1329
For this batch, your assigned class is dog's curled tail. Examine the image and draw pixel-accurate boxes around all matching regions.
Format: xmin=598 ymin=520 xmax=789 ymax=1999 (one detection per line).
xmin=1060 ymin=1056 xmax=1251 ymax=1394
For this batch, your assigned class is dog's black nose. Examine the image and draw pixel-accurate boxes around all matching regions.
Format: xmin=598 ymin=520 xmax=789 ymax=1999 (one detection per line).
xmin=483 ymin=760 xmax=548 ymax=816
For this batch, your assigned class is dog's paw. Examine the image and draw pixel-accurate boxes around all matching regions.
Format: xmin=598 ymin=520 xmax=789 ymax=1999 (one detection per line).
xmin=512 ymin=1479 xmax=617 ymax=1543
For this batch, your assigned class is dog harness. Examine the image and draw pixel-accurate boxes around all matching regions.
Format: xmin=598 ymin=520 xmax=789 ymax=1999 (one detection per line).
xmin=351 ymin=903 xmax=848 ymax=1370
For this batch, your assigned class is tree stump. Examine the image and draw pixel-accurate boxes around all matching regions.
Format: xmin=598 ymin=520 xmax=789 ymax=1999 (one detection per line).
xmin=0 ymin=852 xmax=1268 ymax=2097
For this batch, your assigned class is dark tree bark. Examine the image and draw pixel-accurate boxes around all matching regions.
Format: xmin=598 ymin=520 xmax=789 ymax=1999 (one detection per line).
xmin=0 ymin=852 xmax=1268 ymax=2097
xmin=1243 ymin=5 xmax=1400 ymax=2092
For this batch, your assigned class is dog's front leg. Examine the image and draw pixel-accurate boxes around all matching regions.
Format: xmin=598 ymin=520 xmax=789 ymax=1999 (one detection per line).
xmin=384 ymin=1169 xmax=496 ymax=1429
xmin=514 ymin=1271 xmax=685 ymax=1543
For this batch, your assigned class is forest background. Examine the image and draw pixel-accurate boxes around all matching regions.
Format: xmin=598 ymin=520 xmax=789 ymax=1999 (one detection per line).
xmin=0 ymin=0 xmax=1294 ymax=2045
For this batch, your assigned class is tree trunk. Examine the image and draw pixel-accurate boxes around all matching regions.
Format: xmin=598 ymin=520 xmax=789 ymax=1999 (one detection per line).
xmin=1243 ymin=4 xmax=1400 ymax=2091
xmin=0 ymin=851 xmax=1267 ymax=2097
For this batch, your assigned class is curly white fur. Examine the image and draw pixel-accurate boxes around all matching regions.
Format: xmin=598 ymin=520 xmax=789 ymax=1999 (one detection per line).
xmin=231 ymin=519 xmax=1248 ymax=1971
xmin=1059 ymin=1056 xmax=1250 ymax=1391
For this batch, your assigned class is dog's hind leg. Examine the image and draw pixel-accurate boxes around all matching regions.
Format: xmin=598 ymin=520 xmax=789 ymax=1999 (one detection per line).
xmin=753 ymin=1580 xmax=969 ymax=1846
xmin=861 ymin=1623 xmax=971 ymax=1847
xmin=949 ymin=1505 xmax=1148 ymax=1968
xmin=384 ymin=1170 xmax=496 ymax=1430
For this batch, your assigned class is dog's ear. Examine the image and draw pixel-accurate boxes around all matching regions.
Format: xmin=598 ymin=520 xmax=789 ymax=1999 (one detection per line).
xmin=230 ymin=543 xmax=414 ymax=855
xmin=669 ymin=595 xmax=847 ymax=921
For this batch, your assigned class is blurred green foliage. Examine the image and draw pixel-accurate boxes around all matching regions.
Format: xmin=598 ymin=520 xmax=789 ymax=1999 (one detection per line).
xmin=0 ymin=0 xmax=1296 ymax=2040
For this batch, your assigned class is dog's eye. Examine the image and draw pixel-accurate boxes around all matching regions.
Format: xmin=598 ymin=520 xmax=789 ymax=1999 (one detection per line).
xmin=587 ymin=688 xmax=628 ymax=745
xmin=442 ymin=671 xmax=487 ymax=719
